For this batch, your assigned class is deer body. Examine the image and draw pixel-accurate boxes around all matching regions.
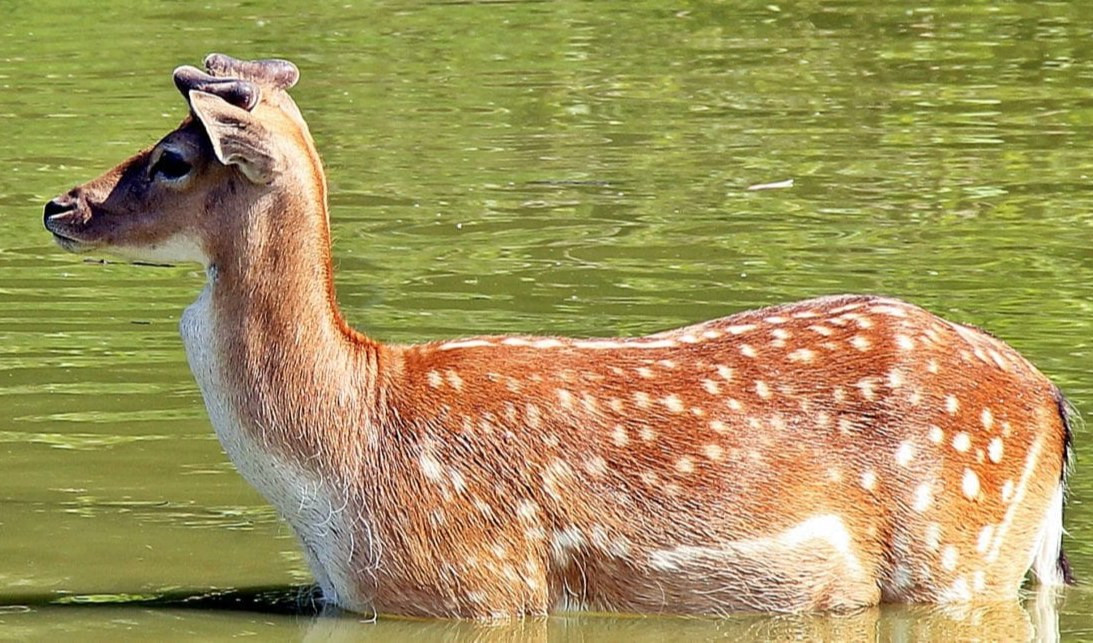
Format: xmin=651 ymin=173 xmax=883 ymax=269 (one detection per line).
xmin=44 ymin=55 xmax=1072 ymax=619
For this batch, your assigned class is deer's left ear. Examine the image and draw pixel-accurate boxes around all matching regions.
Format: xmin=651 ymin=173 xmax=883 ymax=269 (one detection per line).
xmin=188 ymin=90 xmax=279 ymax=184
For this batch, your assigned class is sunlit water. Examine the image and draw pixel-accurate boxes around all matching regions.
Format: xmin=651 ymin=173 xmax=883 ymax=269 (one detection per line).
xmin=4 ymin=0 xmax=1093 ymax=639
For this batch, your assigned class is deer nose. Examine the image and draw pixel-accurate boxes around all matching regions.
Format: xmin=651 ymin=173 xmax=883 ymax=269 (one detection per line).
xmin=43 ymin=195 xmax=77 ymax=224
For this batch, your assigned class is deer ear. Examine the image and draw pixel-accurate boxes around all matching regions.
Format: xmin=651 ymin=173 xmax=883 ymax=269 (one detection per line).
xmin=188 ymin=90 xmax=279 ymax=184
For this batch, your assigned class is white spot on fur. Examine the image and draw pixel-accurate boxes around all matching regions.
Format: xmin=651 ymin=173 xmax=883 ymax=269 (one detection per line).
xmin=941 ymin=546 xmax=959 ymax=571
xmin=526 ymin=403 xmax=542 ymax=429
xmin=850 ymin=335 xmax=871 ymax=351
xmin=952 ymin=432 xmax=971 ymax=453
xmin=870 ymin=304 xmax=907 ymax=317
xmin=860 ymin=470 xmax=877 ymax=492
xmin=704 ymin=444 xmax=724 ymax=461
xmin=896 ymin=335 xmax=914 ymax=351
xmin=726 ymin=324 xmax=756 ymax=335
xmin=941 ymin=576 xmax=970 ymax=601
xmin=716 ymin=365 xmax=733 ymax=380
xmin=946 ymin=395 xmax=959 ymax=415
xmin=830 ymin=302 xmax=864 ymax=314
xmin=755 ymin=381 xmax=771 ymax=399
xmin=896 ymin=441 xmax=915 ymax=467
xmin=988 ymin=437 xmax=1004 ymax=463
xmin=676 ymin=457 xmax=695 ymax=474
xmin=702 ymin=379 xmax=721 ymax=395
xmin=515 ymin=500 xmax=539 ymax=522
xmin=446 ymin=370 xmax=463 ymax=390
xmin=420 ymin=452 xmax=444 ymax=481
xmin=928 ymin=425 xmax=944 ymax=444
xmin=427 ymin=370 xmax=443 ymax=388
xmin=550 ymin=526 xmax=585 ymax=565
xmin=972 ymin=570 xmax=986 ymax=592
xmin=788 ymin=348 xmax=815 ymax=362
xmin=962 ymin=469 xmax=980 ymax=499
xmin=856 ymin=377 xmax=877 ymax=401
xmin=450 ymin=469 xmax=467 ymax=493
xmin=584 ymin=456 xmax=607 ymax=476
xmin=977 ymin=525 xmax=994 ymax=554
xmin=633 ymin=392 xmax=651 ymax=408
xmin=925 ymin=523 xmax=942 ymax=551
xmin=981 ymin=408 xmax=994 ymax=430
xmin=662 ymin=394 xmax=685 ymax=413
xmin=439 ymin=339 xmax=493 ymax=350
xmin=913 ymin=482 xmax=933 ymax=512
xmin=1001 ymin=479 xmax=1015 ymax=503
xmin=740 ymin=344 xmax=758 ymax=358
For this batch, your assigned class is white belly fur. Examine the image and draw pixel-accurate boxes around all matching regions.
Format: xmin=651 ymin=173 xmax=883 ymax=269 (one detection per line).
xmin=180 ymin=283 xmax=367 ymax=611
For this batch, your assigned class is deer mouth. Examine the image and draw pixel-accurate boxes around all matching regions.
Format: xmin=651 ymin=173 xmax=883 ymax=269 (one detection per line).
xmin=44 ymin=212 xmax=98 ymax=252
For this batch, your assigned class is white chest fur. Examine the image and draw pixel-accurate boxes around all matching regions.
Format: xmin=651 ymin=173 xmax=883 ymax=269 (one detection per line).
xmin=179 ymin=282 xmax=367 ymax=611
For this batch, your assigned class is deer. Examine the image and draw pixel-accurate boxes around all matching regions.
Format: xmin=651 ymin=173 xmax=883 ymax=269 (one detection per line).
xmin=43 ymin=54 xmax=1074 ymax=620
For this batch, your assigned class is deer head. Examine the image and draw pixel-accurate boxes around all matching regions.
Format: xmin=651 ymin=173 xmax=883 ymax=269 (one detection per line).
xmin=43 ymin=54 xmax=324 ymax=268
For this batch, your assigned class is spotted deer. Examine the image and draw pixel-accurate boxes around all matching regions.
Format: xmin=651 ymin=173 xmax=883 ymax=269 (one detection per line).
xmin=43 ymin=54 xmax=1074 ymax=619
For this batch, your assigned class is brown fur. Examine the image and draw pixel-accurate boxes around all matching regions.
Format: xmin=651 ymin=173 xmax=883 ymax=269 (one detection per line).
xmin=44 ymin=55 xmax=1071 ymax=619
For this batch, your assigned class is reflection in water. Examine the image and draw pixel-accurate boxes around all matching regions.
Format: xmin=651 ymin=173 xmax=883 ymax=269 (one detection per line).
xmin=0 ymin=585 xmax=1062 ymax=640
xmin=297 ymin=590 xmax=1062 ymax=642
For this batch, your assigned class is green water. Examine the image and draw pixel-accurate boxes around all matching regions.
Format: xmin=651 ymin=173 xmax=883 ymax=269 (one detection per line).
xmin=4 ymin=0 xmax=1093 ymax=639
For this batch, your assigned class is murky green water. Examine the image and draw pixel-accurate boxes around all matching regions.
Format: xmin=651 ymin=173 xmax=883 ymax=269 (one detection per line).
xmin=5 ymin=0 xmax=1093 ymax=639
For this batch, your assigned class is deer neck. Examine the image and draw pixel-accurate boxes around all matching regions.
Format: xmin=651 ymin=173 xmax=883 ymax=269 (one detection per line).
xmin=192 ymin=186 xmax=381 ymax=475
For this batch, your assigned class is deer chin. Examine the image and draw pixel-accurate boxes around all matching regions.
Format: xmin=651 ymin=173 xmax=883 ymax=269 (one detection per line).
xmin=113 ymin=234 xmax=209 ymax=266
xmin=49 ymin=230 xmax=98 ymax=253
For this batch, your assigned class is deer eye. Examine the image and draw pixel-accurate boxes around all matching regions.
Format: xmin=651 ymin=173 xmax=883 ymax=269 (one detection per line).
xmin=151 ymin=149 xmax=192 ymax=181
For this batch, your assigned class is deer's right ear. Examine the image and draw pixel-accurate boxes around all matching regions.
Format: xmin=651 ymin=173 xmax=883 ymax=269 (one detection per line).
xmin=188 ymin=90 xmax=279 ymax=184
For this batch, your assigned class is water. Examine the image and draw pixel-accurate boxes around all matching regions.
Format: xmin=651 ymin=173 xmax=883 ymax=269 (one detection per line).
xmin=4 ymin=0 xmax=1093 ymax=638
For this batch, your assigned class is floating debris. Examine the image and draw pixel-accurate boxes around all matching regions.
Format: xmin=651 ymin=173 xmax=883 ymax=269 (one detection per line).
xmin=747 ymin=178 xmax=794 ymax=191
